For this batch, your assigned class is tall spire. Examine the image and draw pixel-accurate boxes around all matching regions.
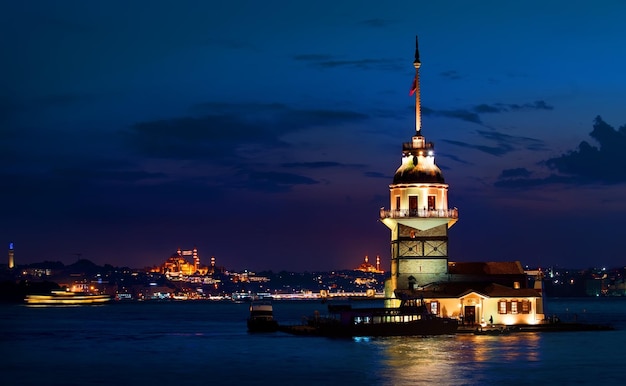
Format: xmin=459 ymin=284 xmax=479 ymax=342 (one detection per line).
xmin=413 ymin=35 xmax=422 ymax=134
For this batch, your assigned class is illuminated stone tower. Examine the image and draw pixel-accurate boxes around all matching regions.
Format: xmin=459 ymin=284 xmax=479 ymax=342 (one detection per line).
xmin=380 ymin=37 xmax=458 ymax=304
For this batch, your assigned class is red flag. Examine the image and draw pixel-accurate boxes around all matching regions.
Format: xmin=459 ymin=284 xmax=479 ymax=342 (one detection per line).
xmin=409 ymin=75 xmax=417 ymax=96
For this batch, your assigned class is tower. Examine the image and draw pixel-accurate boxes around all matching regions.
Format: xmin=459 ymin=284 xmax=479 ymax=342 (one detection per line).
xmin=380 ymin=36 xmax=458 ymax=305
xmin=8 ymin=242 xmax=14 ymax=269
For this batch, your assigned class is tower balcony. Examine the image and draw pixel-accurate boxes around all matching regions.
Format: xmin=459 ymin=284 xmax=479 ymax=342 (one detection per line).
xmin=379 ymin=207 xmax=458 ymax=220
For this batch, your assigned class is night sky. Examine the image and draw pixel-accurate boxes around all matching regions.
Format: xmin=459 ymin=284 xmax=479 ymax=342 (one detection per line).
xmin=3 ymin=1 xmax=626 ymax=271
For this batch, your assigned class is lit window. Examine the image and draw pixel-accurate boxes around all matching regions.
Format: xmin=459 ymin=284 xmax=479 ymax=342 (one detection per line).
xmin=498 ymin=301 xmax=507 ymax=314
xmin=521 ymin=300 xmax=531 ymax=314
xmin=430 ymin=301 xmax=439 ymax=315
xmin=511 ymin=301 xmax=518 ymax=314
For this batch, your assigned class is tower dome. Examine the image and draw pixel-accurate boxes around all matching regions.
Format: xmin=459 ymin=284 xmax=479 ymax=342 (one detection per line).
xmin=392 ymin=133 xmax=445 ymax=184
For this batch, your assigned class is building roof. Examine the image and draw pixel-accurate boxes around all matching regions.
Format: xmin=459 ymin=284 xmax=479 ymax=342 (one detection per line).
xmin=392 ymin=157 xmax=445 ymax=184
xmin=448 ymin=261 xmax=525 ymax=275
xmin=396 ymin=281 xmax=540 ymax=299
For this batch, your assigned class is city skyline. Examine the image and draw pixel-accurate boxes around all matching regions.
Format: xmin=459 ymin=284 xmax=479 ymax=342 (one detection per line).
xmin=3 ymin=1 xmax=626 ymax=271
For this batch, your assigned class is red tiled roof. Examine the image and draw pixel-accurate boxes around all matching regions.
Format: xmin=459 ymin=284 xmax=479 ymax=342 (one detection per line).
xmin=447 ymin=261 xmax=524 ymax=275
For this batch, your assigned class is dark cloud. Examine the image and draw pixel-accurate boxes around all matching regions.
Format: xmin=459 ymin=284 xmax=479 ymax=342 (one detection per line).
xmin=499 ymin=168 xmax=532 ymax=179
xmin=293 ymin=54 xmax=402 ymax=71
xmin=440 ymin=152 xmax=473 ymax=165
xmin=127 ymin=105 xmax=368 ymax=161
xmin=424 ymin=100 xmax=554 ymax=126
xmin=473 ymin=104 xmax=505 ymax=114
xmin=422 ymin=107 xmax=482 ymax=124
xmin=503 ymin=100 xmax=554 ymax=111
xmin=494 ymin=173 xmax=576 ymax=188
xmin=440 ymin=70 xmax=462 ymax=80
xmin=443 ymin=130 xmax=545 ymax=157
xmin=235 ymin=170 xmax=319 ymax=193
xmin=544 ymin=116 xmax=626 ymax=184
xmin=363 ymin=171 xmax=389 ymax=179
xmin=282 ymin=161 xmax=345 ymax=169
xmin=443 ymin=139 xmax=512 ymax=156
xmin=495 ymin=117 xmax=626 ymax=188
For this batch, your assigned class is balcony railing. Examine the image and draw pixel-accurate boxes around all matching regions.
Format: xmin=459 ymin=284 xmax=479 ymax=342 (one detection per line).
xmin=379 ymin=207 xmax=458 ymax=219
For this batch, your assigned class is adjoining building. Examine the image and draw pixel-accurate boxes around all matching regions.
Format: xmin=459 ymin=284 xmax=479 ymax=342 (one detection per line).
xmin=379 ymin=37 xmax=544 ymax=326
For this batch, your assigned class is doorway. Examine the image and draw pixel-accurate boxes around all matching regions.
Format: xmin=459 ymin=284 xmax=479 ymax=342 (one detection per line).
xmin=464 ymin=306 xmax=476 ymax=326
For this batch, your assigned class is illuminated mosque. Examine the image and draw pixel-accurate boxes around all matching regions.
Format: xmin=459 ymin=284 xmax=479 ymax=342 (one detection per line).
xmin=153 ymin=247 xmax=217 ymax=278
xmin=355 ymin=255 xmax=384 ymax=274
xmin=379 ymin=37 xmax=544 ymax=326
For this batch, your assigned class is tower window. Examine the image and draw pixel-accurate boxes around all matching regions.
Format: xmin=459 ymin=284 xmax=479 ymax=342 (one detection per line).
xmin=409 ymin=195 xmax=418 ymax=216
xmin=428 ymin=196 xmax=436 ymax=210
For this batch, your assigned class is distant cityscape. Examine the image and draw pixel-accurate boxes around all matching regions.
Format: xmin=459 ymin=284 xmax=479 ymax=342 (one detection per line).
xmin=1 ymin=244 xmax=625 ymax=301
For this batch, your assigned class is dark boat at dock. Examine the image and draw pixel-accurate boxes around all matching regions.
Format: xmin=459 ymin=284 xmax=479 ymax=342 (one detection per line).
xmin=247 ymin=301 xmax=279 ymax=333
xmin=278 ymin=297 xmax=458 ymax=337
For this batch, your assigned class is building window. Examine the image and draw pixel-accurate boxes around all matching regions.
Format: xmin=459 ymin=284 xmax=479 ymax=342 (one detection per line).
xmin=409 ymin=195 xmax=418 ymax=216
xmin=511 ymin=301 xmax=518 ymax=314
xmin=521 ymin=300 xmax=531 ymax=314
xmin=498 ymin=301 xmax=507 ymax=314
xmin=430 ymin=301 xmax=439 ymax=315
xmin=428 ymin=196 xmax=436 ymax=210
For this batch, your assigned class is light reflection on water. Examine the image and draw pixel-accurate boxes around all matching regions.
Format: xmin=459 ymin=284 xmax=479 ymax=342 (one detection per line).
xmin=1 ymin=299 xmax=625 ymax=385
xmin=367 ymin=334 xmax=545 ymax=385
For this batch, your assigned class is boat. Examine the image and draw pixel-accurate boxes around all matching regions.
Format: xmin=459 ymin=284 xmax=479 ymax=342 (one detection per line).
xmin=279 ymin=297 xmax=458 ymax=337
xmin=25 ymin=290 xmax=111 ymax=305
xmin=247 ymin=301 xmax=279 ymax=332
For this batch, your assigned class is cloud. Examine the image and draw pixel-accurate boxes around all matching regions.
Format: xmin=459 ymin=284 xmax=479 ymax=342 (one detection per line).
xmin=424 ymin=100 xmax=554 ymax=125
xmin=440 ymin=152 xmax=473 ymax=166
xmin=543 ymin=116 xmax=626 ymax=184
xmin=494 ymin=173 xmax=576 ymax=188
xmin=127 ymin=104 xmax=368 ymax=162
xmin=293 ymin=54 xmax=402 ymax=71
xmin=363 ymin=171 xmax=389 ymax=179
xmin=234 ymin=170 xmax=319 ymax=193
xmin=440 ymin=70 xmax=462 ymax=80
xmin=495 ymin=117 xmax=626 ymax=188
xmin=281 ymin=161 xmax=365 ymax=169
xmin=443 ymin=139 xmax=513 ymax=156
xmin=422 ymin=107 xmax=482 ymax=124
xmin=498 ymin=168 xmax=532 ymax=179
xmin=442 ymin=130 xmax=545 ymax=157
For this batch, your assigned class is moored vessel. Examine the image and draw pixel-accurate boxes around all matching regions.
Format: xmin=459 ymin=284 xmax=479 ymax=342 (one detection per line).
xmin=247 ymin=301 xmax=279 ymax=332
xmin=279 ymin=297 xmax=458 ymax=337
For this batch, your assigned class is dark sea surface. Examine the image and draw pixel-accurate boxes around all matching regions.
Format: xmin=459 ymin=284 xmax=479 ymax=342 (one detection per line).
xmin=1 ymin=297 xmax=625 ymax=385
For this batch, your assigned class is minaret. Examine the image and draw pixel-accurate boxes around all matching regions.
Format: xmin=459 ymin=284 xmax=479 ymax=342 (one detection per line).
xmin=8 ymin=242 xmax=14 ymax=269
xmin=193 ymin=247 xmax=199 ymax=271
xmin=380 ymin=36 xmax=459 ymax=306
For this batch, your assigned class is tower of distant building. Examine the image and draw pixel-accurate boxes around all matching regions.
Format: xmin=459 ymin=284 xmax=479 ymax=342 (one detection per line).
xmin=8 ymin=242 xmax=14 ymax=269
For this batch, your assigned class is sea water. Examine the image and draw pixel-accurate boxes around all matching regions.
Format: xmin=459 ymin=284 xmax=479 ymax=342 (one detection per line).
xmin=1 ymin=297 xmax=625 ymax=385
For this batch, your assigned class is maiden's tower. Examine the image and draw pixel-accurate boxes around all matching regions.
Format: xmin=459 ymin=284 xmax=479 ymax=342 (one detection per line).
xmin=379 ymin=37 xmax=544 ymax=326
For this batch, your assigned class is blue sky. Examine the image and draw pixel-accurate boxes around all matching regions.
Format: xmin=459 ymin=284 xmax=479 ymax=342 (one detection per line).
xmin=2 ymin=0 xmax=626 ymax=271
